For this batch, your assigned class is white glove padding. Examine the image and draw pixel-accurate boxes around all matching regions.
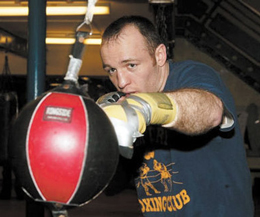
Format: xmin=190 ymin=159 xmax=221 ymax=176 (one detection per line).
xmin=96 ymin=91 xmax=125 ymax=106
xmin=108 ymin=114 xmax=142 ymax=159
xmin=97 ymin=92 xmax=142 ymax=159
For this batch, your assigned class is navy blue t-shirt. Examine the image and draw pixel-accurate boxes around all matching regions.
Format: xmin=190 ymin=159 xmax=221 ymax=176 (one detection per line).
xmin=134 ymin=60 xmax=254 ymax=217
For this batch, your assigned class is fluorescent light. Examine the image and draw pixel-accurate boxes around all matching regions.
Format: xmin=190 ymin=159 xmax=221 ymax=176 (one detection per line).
xmin=0 ymin=36 xmax=13 ymax=44
xmin=46 ymin=38 xmax=75 ymax=44
xmin=0 ymin=5 xmax=109 ymax=16
xmin=46 ymin=38 xmax=102 ymax=45
xmin=149 ymin=0 xmax=174 ymax=3
xmin=47 ymin=6 xmax=109 ymax=16
xmin=85 ymin=38 xmax=102 ymax=45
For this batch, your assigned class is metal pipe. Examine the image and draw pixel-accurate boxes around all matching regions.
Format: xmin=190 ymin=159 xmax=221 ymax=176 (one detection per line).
xmin=27 ymin=0 xmax=46 ymax=102
xmin=26 ymin=1 xmax=46 ymax=216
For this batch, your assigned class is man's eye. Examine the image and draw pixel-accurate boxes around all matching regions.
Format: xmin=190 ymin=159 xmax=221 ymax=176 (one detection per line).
xmin=107 ymin=68 xmax=116 ymax=74
xmin=128 ymin=64 xmax=136 ymax=69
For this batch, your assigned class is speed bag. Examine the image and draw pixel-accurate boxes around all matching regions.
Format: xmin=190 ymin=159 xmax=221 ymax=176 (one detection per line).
xmin=10 ymin=91 xmax=119 ymax=206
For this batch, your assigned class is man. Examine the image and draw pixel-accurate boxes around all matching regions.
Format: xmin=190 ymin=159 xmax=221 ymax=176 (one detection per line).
xmin=97 ymin=15 xmax=254 ymax=216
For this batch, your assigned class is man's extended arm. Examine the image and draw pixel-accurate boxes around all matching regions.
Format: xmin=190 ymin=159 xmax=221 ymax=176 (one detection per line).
xmin=100 ymin=89 xmax=224 ymax=135
xmin=164 ymin=88 xmax=223 ymax=135
xmin=97 ymin=89 xmax=224 ymax=158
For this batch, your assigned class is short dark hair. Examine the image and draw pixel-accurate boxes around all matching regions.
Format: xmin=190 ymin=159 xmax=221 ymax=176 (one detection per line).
xmin=102 ymin=15 xmax=166 ymax=56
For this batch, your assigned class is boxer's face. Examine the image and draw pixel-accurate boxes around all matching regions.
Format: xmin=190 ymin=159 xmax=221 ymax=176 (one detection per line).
xmin=101 ymin=25 xmax=167 ymax=94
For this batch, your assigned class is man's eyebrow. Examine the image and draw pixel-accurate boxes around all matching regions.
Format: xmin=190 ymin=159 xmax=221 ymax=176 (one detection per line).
xmin=121 ymin=58 xmax=138 ymax=63
xmin=102 ymin=59 xmax=138 ymax=68
xmin=102 ymin=64 xmax=111 ymax=69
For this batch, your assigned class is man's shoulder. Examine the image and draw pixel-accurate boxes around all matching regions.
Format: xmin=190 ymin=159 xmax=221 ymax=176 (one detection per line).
xmin=170 ymin=60 xmax=212 ymax=70
xmin=169 ymin=60 xmax=219 ymax=80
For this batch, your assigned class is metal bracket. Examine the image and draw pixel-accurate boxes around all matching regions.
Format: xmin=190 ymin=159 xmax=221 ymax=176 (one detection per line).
xmin=51 ymin=209 xmax=69 ymax=217
xmin=0 ymin=28 xmax=27 ymax=58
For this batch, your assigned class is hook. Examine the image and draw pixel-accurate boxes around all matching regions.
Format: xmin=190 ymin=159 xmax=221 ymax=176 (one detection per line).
xmin=76 ymin=21 xmax=93 ymax=35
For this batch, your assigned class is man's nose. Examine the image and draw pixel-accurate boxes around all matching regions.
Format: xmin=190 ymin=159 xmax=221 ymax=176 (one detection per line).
xmin=117 ymin=71 xmax=129 ymax=90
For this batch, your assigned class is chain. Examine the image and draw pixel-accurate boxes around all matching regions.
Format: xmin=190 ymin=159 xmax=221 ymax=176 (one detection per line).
xmin=155 ymin=4 xmax=170 ymax=58
xmin=155 ymin=5 xmax=168 ymax=43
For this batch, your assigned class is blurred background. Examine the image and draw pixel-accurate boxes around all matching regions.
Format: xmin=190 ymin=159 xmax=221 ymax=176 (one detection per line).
xmin=0 ymin=0 xmax=260 ymax=216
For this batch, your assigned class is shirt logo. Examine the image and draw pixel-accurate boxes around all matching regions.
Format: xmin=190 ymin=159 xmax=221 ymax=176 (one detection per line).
xmin=136 ymin=151 xmax=190 ymax=214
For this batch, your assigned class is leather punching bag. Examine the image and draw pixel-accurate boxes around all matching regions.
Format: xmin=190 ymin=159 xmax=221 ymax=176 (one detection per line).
xmin=9 ymin=32 xmax=119 ymax=210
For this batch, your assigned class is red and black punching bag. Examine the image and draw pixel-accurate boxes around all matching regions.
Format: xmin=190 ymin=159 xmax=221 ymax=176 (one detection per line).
xmin=10 ymin=81 xmax=119 ymax=206
xmin=10 ymin=81 xmax=119 ymax=207
xmin=9 ymin=31 xmax=119 ymax=209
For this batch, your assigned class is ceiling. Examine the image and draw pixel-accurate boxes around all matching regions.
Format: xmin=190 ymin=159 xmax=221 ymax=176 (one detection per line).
xmin=0 ymin=0 xmax=156 ymax=77
xmin=0 ymin=0 xmax=259 ymax=81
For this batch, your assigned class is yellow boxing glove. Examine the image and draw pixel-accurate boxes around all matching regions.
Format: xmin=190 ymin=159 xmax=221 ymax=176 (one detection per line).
xmin=125 ymin=93 xmax=177 ymax=132
xmin=97 ymin=92 xmax=177 ymax=158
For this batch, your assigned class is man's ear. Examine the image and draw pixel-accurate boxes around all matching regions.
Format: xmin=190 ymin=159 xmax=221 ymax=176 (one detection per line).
xmin=155 ymin=44 xmax=167 ymax=66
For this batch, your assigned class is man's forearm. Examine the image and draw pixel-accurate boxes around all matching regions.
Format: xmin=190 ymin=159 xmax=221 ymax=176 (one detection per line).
xmin=164 ymin=88 xmax=224 ymax=135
